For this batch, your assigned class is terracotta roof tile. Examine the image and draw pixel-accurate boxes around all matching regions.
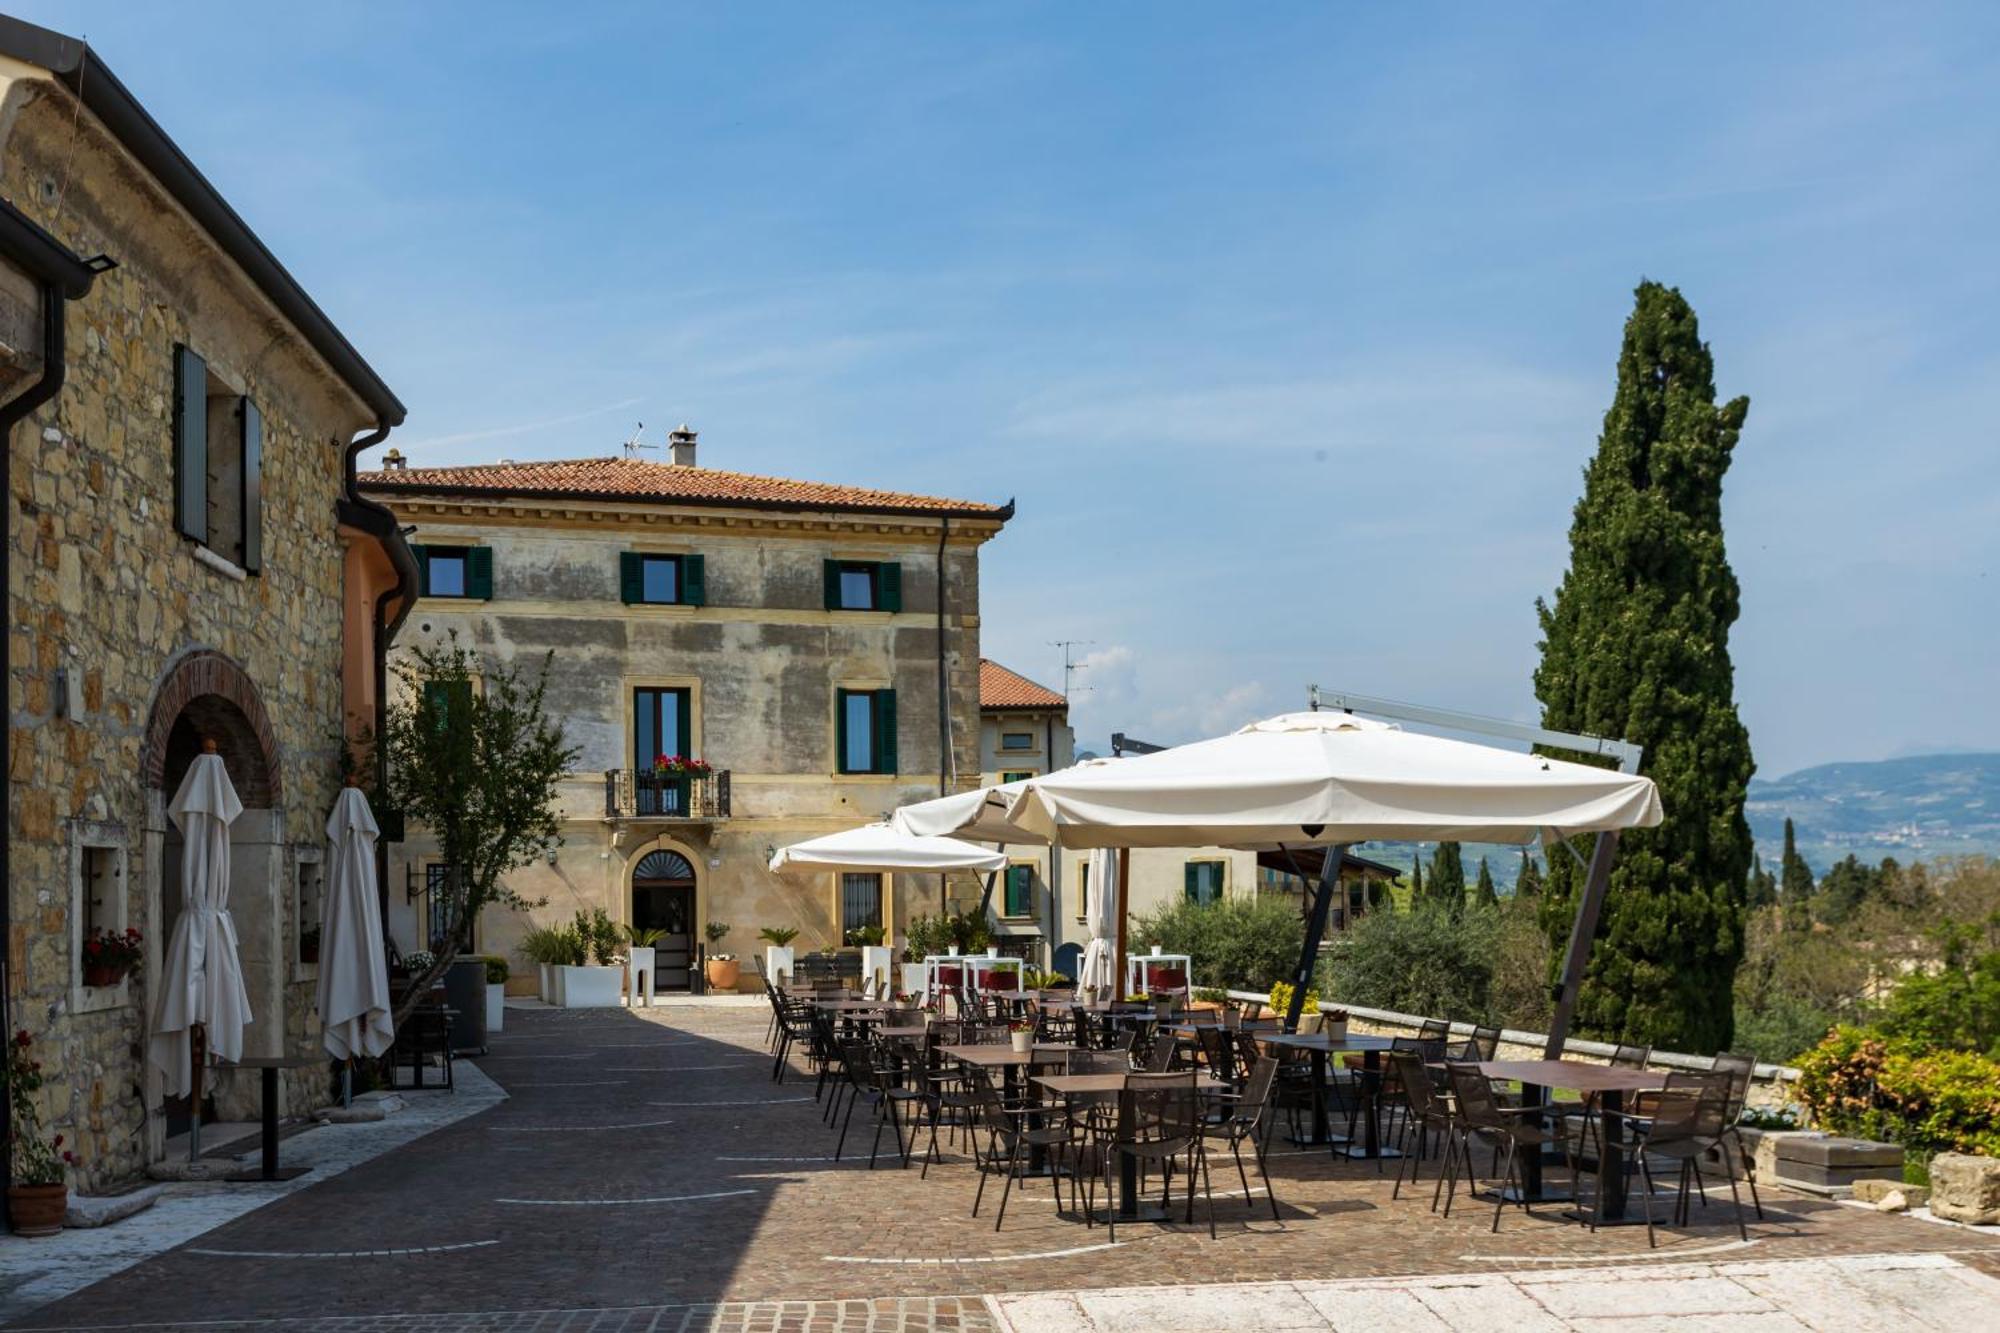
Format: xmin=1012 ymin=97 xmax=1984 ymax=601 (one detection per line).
xmin=981 ymin=659 xmax=1067 ymax=711
xmin=356 ymin=455 xmax=1008 ymax=518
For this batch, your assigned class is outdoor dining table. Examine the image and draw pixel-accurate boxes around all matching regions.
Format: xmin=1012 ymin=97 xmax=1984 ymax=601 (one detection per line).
xmin=1470 ymin=1059 xmax=1666 ymax=1222
xmin=1035 ymin=1070 xmax=1231 ymax=1221
xmin=1253 ymin=1032 xmax=1399 ymax=1158
xmin=938 ymin=1042 xmax=1077 ymax=1175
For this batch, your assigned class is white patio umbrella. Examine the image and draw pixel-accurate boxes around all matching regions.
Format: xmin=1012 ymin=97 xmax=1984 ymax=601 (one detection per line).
xmin=1075 ymin=847 xmax=1120 ymax=996
xmin=768 ymin=823 xmax=1008 ymax=877
xmin=148 ymin=741 xmax=253 ymax=1159
xmin=889 ymin=774 xmax=1049 ymax=844
xmin=319 ymin=782 xmax=393 ymax=1083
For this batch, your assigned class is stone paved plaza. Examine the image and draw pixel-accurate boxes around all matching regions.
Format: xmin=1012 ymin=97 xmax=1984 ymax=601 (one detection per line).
xmin=4 ymin=1002 xmax=1997 ymax=1331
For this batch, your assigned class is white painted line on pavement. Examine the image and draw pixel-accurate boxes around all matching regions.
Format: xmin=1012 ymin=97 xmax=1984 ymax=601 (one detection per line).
xmin=1462 ymin=1237 xmax=1762 ymax=1262
xmin=646 ymin=1097 xmax=813 ymax=1107
xmin=487 ymin=1118 xmax=676 ymax=1131
xmin=824 ymin=1239 xmax=1140 ymax=1264
xmin=497 ymin=1189 xmax=756 ymax=1207
xmin=189 ymin=1239 xmax=500 ymax=1259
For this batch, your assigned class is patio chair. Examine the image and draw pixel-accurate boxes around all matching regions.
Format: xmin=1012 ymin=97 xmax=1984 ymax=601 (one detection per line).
xmin=831 ymin=1039 xmax=918 ymax=1168
xmin=968 ymin=1066 xmax=1075 ymax=1231
xmin=1440 ymin=1063 xmax=1576 ymax=1233
xmin=1600 ymin=1069 xmax=1745 ymax=1247
xmin=1468 ymin=1024 xmax=1501 ymax=1061
xmin=771 ymin=997 xmax=820 ymax=1083
xmin=1199 ymin=1055 xmax=1282 ymax=1222
xmin=1386 ymin=1049 xmax=1454 ymax=1207
xmin=1111 ymin=1072 xmax=1215 ymax=1240
xmin=1192 ymin=1026 xmax=1234 ymax=1083
xmin=1709 ymin=1050 xmax=1765 ymax=1220
xmin=1146 ymin=1029 xmax=1182 ymax=1073
xmin=1418 ymin=1017 xmax=1451 ymax=1044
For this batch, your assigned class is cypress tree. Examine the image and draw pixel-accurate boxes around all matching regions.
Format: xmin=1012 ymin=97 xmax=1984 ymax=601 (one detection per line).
xmin=1409 ymin=851 xmax=1423 ymax=909
xmin=1475 ymin=857 xmax=1499 ymax=908
xmin=1517 ymin=851 xmax=1543 ymax=899
xmin=1779 ymin=817 xmax=1814 ymax=930
xmin=1429 ymin=842 xmax=1466 ymax=916
xmin=1745 ymin=854 xmax=1777 ymax=910
xmin=1534 ymin=280 xmax=1755 ymax=1053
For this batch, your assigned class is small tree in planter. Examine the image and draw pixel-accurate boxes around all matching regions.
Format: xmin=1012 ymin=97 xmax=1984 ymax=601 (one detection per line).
xmin=705 ymin=922 xmax=739 ymax=990
xmin=6 ymin=1030 xmax=80 ymax=1235
xmin=382 ymin=634 xmax=577 ymax=1029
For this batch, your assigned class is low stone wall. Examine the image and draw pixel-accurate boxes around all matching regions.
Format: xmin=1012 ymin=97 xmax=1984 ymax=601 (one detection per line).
xmin=1225 ymin=991 xmax=1801 ymax=1111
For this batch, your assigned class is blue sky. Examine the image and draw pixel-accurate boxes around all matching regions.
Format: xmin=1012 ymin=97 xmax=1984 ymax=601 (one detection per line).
xmin=27 ymin=2 xmax=2000 ymax=775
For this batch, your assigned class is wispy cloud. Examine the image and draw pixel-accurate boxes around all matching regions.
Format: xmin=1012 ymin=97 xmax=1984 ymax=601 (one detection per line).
xmin=395 ymin=397 xmax=645 ymax=455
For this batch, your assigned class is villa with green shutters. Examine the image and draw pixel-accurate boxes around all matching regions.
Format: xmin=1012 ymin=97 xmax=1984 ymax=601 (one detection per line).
xmin=358 ymin=431 xmax=1011 ymax=989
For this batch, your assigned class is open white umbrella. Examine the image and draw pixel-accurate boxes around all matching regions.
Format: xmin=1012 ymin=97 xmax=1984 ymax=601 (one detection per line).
xmin=1075 ymin=847 xmax=1120 ymax=996
xmin=149 ymin=742 xmax=253 ymax=1158
xmin=768 ymin=823 xmax=1008 ymax=877
xmin=319 ymin=783 xmax=393 ymax=1071
xmin=889 ymin=774 xmax=1048 ymax=844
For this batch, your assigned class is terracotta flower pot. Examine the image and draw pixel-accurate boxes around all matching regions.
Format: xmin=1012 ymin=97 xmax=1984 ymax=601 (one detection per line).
xmin=82 ymin=963 xmax=127 ymax=989
xmin=7 ymin=1183 xmax=67 ymax=1236
xmin=705 ymin=958 xmax=741 ymax=991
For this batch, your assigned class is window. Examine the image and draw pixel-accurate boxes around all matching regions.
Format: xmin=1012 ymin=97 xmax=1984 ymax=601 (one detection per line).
xmin=82 ymin=846 xmax=118 ymax=941
xmin=1185 ymin=860 xmax=1226 ymax=906
xmin=415 ymin=545 xmax=492 ymax=600
xmin=822 ymin=559 xmax=901 ymax=612
xmin=69 ymin=823 xmax=129 ymax=1011
xmin=836 ymin=688 xmax=897 ymax=775
xmin=620 ymin=552 xmax=706 ymax=606
xmin=172 ymin=344 xmax=263 ymax=572
xmin=295 ymin=852 xmax=324 ymax=972
xmin=841 ymin=872 xmax=883 ymax=935
xmin=1076 ymin=859 xmax=1089 ymax=921
xmin=1003 ymin=864 xmax=1034 ymax=918
xmin=1001 ymin=770 xmax=1033 ymax=785
xmin=1000 ymin=732 xmax=1035 ymax=752
xmin=424 ymin=679 xmax=473 ymax=736
xmin=633 ymin=686 xmax=694 ymax=765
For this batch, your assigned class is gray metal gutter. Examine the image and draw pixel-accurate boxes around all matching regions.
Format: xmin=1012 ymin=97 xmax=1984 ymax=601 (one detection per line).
xmin=0 ymin=15 xmax=406 ymax=427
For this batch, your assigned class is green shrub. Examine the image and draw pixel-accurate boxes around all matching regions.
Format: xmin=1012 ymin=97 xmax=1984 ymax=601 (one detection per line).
xmin=1325 ymin=903 xmax=1497 ymax=1022
xmin=757 ymin=925 xmax=800 ymax=948
xmin=1268 ymin=981 xmax=1319 ymax=1015
xmin=901 ymin=913 xmax=950 ymax=963
xmin=1132 ymin=896 xmax=1304 ymax=992
xmin=1732 ymin=992 xmax=1841 ymax=1065
xmin=1795 ymin=1024 xmax=2000 ymax=1158
xmin=483 ymin=955 xmax=509 ymax=985
xmin=1873 ymin=934 xmax=2000 ymax=1058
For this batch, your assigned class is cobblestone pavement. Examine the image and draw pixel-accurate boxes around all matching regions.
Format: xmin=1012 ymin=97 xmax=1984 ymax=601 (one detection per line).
xmin=7 ymin=1004 xmax=1996 ymax=1331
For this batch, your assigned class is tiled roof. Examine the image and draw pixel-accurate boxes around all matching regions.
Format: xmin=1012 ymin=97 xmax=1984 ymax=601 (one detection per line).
xmin=356 ymin=456 xmax=1008 ymax=518
xmin=981 ymin=659 xmax=1067 ymax=711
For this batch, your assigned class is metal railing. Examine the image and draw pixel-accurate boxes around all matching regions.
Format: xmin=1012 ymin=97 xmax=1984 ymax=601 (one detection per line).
xmin=603 ymin=768 xmax=731 ymax=819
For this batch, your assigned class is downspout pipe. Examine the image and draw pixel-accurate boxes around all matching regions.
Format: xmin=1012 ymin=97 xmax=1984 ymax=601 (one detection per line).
xmin=0 ymin=217 xmax=96 ymax=1219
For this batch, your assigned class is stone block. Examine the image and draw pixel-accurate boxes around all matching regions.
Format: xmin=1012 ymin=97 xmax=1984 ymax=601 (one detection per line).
xmin=1929 ymin=1153 xmax=2000 ymax=1225
xmin=1751 ymin=1129 xmax=1822 ymax=1181
xmin=1852 ymin=1177 xmax=1928 ymax=1207
xmin=64 ymin=1184 xmax=162 ymax=1228
xmin=1774 ymin=1134 xmax=1902 ymax=1168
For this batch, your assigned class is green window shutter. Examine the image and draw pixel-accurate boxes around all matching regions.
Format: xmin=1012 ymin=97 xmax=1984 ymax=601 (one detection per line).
xmin=682 ymin=554 xmax=706 ymax=606
xmin=676 ymin=690 xmax=693 ymax=760
xmin=619 ymin=552 xmax=644 ymax=604
xmin=823 ymin=559 xmax=842 ymax=610
xmin=835 ymin=689 xmax=852 ymax=773
xmin=1005 ymin=866 xmax=1031 ymax=916
xmin=413 ymin=545 xmax=432 ymax=597
xmin=466 ymin=546 xmax=493 ymax=600
xmin=1184 ymin=861 xmax=1200 ymax=903
xmin=173 ymin=345 xmax=207 ymax=542
xmin=877 ymin=561 xmax=902 ymax=612
xmin=240 ymin=399 xmax=262 ymax=573
xmin=873 ymin=688 xmax=897 ymax=774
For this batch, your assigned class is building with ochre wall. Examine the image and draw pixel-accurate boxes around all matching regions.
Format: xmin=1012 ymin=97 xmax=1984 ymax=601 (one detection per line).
xmin=0 ymin=18 xmax=413 ymax=1188
xmin=359 ymin=435 xmax=1008 ymax=986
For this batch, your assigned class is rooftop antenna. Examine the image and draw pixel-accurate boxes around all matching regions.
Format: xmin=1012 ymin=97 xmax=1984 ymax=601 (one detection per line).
xmin=1050 ymin=640 xmax=1094 ymax=701
xmin=621 ymin=422 xmax=654 ymax=459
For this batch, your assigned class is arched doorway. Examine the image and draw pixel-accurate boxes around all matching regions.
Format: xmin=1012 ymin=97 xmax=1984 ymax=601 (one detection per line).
xmin=631 ymin=849 xmax=696 ymax=993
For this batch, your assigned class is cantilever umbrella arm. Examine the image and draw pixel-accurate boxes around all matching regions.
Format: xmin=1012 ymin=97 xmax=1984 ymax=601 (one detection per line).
xmin=1543 ymin=828 xmax=1620 ymax=1057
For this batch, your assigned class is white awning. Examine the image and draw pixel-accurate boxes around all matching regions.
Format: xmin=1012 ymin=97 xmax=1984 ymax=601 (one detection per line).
xmin=768 ymin=823 xmax=1009 ymax=877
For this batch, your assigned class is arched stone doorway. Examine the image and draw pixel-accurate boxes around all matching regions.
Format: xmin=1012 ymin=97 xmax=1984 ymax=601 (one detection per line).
xmin=140 ymin=650 xmax=286 ymax=1152
xmin=630 ymin=847 xmax=697 ymax=993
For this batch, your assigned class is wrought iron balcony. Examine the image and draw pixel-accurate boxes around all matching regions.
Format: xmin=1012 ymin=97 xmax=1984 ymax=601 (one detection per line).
xmin=604 ymin=768 xmax=731 ymax=820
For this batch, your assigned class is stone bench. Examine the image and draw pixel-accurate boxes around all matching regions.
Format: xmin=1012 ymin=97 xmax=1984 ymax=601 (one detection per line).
xmin=1768 ymin=1133 xmax=1904 ymax=1193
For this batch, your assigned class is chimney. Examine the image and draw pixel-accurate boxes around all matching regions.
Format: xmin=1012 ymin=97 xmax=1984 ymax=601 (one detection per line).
xmin=381 ymin=447 xmax=407 ymax=471
xmin=668 ymin=424 xmax=698 ymax=467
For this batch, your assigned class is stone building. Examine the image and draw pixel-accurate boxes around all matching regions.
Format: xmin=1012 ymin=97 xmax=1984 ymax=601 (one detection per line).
xmin=0 ymin=18 xmax=414 ymax=1188
xmin=357 ymin=436 xmax=1009 ymax=988
xmin=974 ymin=659 xmax=1261 ymax=976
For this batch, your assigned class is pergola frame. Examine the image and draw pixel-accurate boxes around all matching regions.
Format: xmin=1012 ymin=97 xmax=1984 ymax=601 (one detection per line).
xmin=1286 ymin=687 xmax=1644 ymax=1051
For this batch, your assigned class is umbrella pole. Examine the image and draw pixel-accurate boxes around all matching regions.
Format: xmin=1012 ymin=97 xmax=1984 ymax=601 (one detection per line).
xmin=187 ymin=1022 xmax=207 ymax=1165
xmin=342 ymin=1058 xmax=352 ymax=1108
xmin=1285 ymin=844 xmax=1347 ymax=1033
xmin=1544 ymin=830 xmax=1619 ymax=1058
xmin=1113 ymin=849 xmax=1129 ymax=1001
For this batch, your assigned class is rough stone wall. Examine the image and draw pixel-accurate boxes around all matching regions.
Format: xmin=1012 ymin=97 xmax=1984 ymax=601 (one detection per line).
xmin=3 ymin=71 xmax=373 ymax=1187
xmin=376 ymin=504 xmax=997 ymax=977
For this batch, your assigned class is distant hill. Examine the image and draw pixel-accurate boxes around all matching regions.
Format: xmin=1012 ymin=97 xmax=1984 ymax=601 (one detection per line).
xmin=1746 ymin=752 xmax=2000 ymax=875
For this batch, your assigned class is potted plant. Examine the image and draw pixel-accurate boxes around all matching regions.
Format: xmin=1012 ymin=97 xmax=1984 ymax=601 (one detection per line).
xmin=1009 ymin=1019 xmax=1036 ymax=1054
xmin=757 ymin=925 xmax=800 ymax=987
xmin=623 ymin=924 xmax=665 ymax=1001
xmin=1323 ymin=1006 xmax=1350 ymax=1042
xmin=646 ymin=753 xmax=713 ymax=815
xmin=846 ymin=925 xmax=891 ymax=994
xmin=484 ymin=955 xmax=509 ymax=1032
xmin=704 ymin=922 xmax=740 ymax=991
xmin=899 ymin=913 xmax=948 ymax=998
xmin=80 ymin=926 xmax=142 ymax=989
xmin=516 ymin=924 xmax=568 ymax=1002
xmin=556 ymin=909 xmax=625 ymax=1008
xmin=6 ymin=1030 xmax=79 ymax=1236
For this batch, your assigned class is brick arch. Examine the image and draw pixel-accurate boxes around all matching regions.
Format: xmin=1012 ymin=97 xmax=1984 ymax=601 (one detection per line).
xmin=141 ymin=649 xmax=283 ymax=806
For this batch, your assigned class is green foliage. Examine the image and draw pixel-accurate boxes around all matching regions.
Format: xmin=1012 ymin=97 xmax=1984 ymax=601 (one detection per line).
xmin=383 ymin=633 xmax=577 ymax=1022
xmin=1489 ymin=899 xmax=1555 ymax=1032
xmin=704 ymin=921 xmax=732 ymax=945
xmin=845 ymin=925 xmax=886 ymax=947
xmin=1516 ymin=852 xmax=1543 ymax=900
xmin=7 ymin=1030 xmax=77 ymax=1185
xmin=577 ymin=908 xmax=622 ymax=965
xmin=1268 ymin=980 xmax=1319 ymax=1015
xmin=1816 ymin=854 xmax=1895 ymax=927
xmin=1475 ymin=858 xmax=1498 ymax=909
xmin=945 ymin=909 xmax=993 ymax=954
xmin=1132 ymin=895 xmax=1304 ymax=992
xmin=1327 ymin=902 xmax=1495 ymax=1021
xmin=483 ymin=955 xmax=510 ymax=985
xmin=1795 ymin=1025 xmax=2000 ymax=1159
xmin=1746 ymin=854 xmax=1778 ymax=910
xmin=1426 ymin=843 xmax=1466 ymax=916
xmin=757 ymin=926 xmax=800 ymax=948
xmin=515 ymin=924 xmax=579 ymax=967
xmin=623 ymin=924 xmax=667 ymax=949
xmin=900 ymin=913 xmax=950 ymax=963
xmin=1535 ymin=280 xmax=1755 ymax=1053
xmin=1781 ymin=818 xmax=1814 ymax=931
xmin=1022 ymin=968 xmax=1069 ymax=990
xmin=1874 ymin=926 xmax=2000 ymax=1058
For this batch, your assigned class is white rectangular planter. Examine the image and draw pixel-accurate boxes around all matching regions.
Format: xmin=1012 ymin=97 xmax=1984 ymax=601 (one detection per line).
xmin=765 ymin=946 xmax=794 ymax=987
xmin=859 ymin=945 xmax=893 ymax=995
xmin=556 ymin=964 xmax=624 ymax=1008
xmin=625 ymin=947 xmax=656 ymax=1007
xmin=898 ymin=962 xmax=929 ymax=999
xmin=537 ymin=963 xmax=553 ymax=1003
xmin=486 ymin=983 xmax=506 ymax=1032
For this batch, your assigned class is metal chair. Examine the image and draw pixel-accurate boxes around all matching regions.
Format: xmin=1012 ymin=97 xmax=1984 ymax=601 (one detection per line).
xmin=1441 ymin=1063 xmax=1577 ymax=1233
xmin=1200 ymin=1055 xmax=1282 ymax=1222
xmin=1605 ymin=1069 xmax=1745 ymax=1247
xmin=1709 ymin=1050 xmax=1765 ymax=1220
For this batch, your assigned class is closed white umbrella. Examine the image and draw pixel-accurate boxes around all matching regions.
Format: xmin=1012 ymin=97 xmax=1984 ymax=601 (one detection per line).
xmin=1076 ymin=847 xmax=1120 ymax=997
xmin=319 ymin=783 xmax=393 ymax=1066
xmin=1000 ymin=712 xmax=1662 ymax=849
xmin=149 ymin=742 xmax=253 ymax=1158
xmin=769 ymin=823 xmax=1008 ymax=877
